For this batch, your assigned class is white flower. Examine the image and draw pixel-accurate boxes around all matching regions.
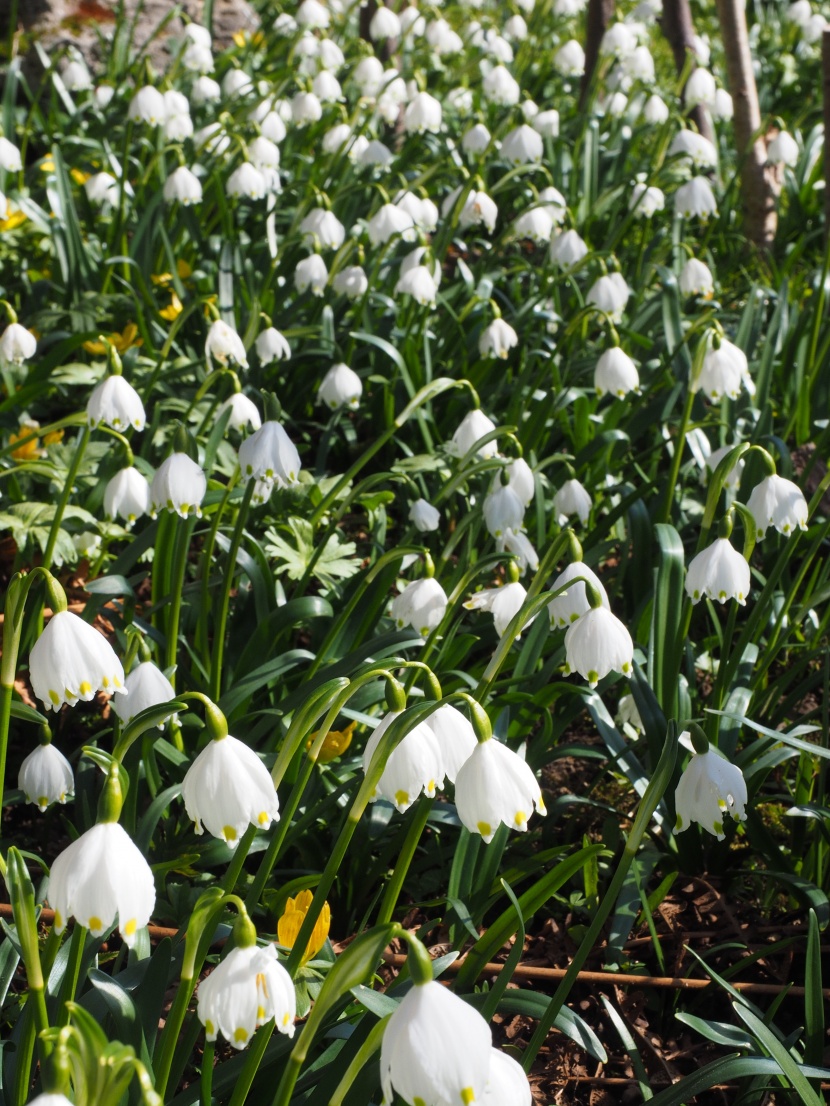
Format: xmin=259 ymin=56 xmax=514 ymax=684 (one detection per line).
xmin=513 ymin=206 xmax=554 ymax=244
xmin=622 ymin=44 xmax=656 ymax=82
xmin=674 ymin=747 xmax=747 ymax=839
xmin=194 ymin=122 xmax=230 ymax=157
xmin=333 ymin=266 xmax=369 ymax=298
xmin=313 ymin=70 xmax=342 ymax=103
xmin=0 ymin=323 xmax=36 ymax=364
xmin=260 ymin=110 xmax=287 ymax=143
xmin=222 ymin=69 xmax=253 ymax=98
xmin=554 ymin=478 xmax=592 ymax=525
xmin=617 ymin=693 xmax=644 ymax=732
xmin=150 ymin=453 xmax=207 ymax=519
xmin=679 ymin=258 xmax=714 ymax=298
xmin=685 ymin=538 xmax=750 ymax=604
xmin=669 ymin=130 xmax=718 ymax=170
xmin=380 ymin=980 xmax=492 ymax=1106
xmin=25 ymin=1095 xmax=74 ymax=1106
xmin=693 ymin=338 xmax=749 ymax=402
xmin=291 ymin=91 xmax=323 ymax=125
xmin=111 ymin=661 xmax=177 ymax=728
xmin=205 ymin=320 xmax=248 ymax=369
xmin=595 ymin=347 xmax=640 ymax=398
xmin=483 ymin=64 xmax=520 ymax=106
xmin=30 ymin=610 xmax=125 ymax=711
xmin=425 ymin=704 xmax=476 ymax=783
xmin=480 ymin=1049 xmax=533 ymax=1106
xmin=363 ymin=710 xmax=444 ymax=812
xmin=587 ymin=273 xmax=630 ymax=321
xmin=191 ymin=76 xmax=221 ymax=104
xmin=395 ymin=192 xmax=438 ymax=233
xmin=297 ymin=0 xmax=329 ymax=28
xmin=746 ymin=474 xmax=809 ymax=539
xmin=300 ymin=208 xmax=345 ymax=250
xmin=87 ymin=375 xmax=146 ymax=431
xmin=238 ymin=421 xmax=301 ymax=486
xmin=532 ymin=109 xmax=560 ymax=138
xmin=104 ymin=466 xmax=152 ymax=527
xmin=162 ymin=89 xmax=193 ymax=140
xmin=400 ymin=6 xmax=426 ymax=35
xmin=501 ymin=529 xmax=539 ymax=574
xmin=255 ymin=327 xmax=291 ymax=364
xmin=441 ymin=187 xmax=499 ymax=233
xmin=786 ymin=0 xmax=813 ymax=25
xmin=357 ymin=138 xmax=392 ymax=167
xmin=601 ymin=22 xmax=637 ymax=56
xmin=0 ymin=136 xmax=20 ymax=172
xmin=479 ymin=319 xmax=518 ymax=360
xmin=449 ymin=409 xmax=498 ymax=459
xmin=465 ymin=581 xmax=531 ymax=638
xmin=630 ymin=181 xmax=664 ymax=218
xmin=353 ymin=56 xmax=385 ymax=95
xmin=554 ymin=39 xmax=586 ymax=76
xmin=94 ymin=85 xmax=115 ymax=109
xmin=62 ymin=57 xmax=92 ymax=91
xmin=317 ymin=363 xmax=362 ymax=410
xmin=409 ymin=498 xmax=440 ymax=532
xmin=642 ymin=93 xmax=669 ymax=124
xmin=501 ymin=124 xmax=543 ymax=164
xmin=684 ymin=67 xmax=717 ymax=109
xmin=73 ymin=531 xmax=100 ymax=559
xmin=505 ymin=14 xmax=529 ymax=39
xmin=395 ymin=265 xmax=438 ymax=306
xmin=600 ymin=91 xmax=629 ymax=118
xmin=565 ymin=606 xmax=633 ymax=686
xmin=163 ymin=166 xmax=202 ymax=206
xmin=19 ymin=743 xmax=74 ymax=811
xmin=218 ymin=393 xmax=262 ymax=432
xmin=705 ymin=444 xmax=745 ymax=489
xmin=392 ymin=577 xmax=448 ymax=636
xmin=767 ymin=131 xmax=799 ymax=167
xmin=404 ymin=91 xmax=442 ymax=134
xmin=248 ymin=136 xmax=281 ymax=172
xmin=675 ymin=177 xmax=718 ymax=219
xmin=711 ymin=88 xmax=733 ymax=121
xmin=803 ymin=12 xmax=829 ymax=41
xmin=462 ymin=123 xmax=492 ymax=155
xmin=84 ymin=172 xmax=121 ymax=207
xmin=198 ymin=943 xmax=295 ymax=1048
xmin=128 ymin=86 xmax=166 ymax=125
xmin=484 ymin=484 xmax=525 ymax=538
xmin=227 ymin=162 xmax=266 ymax=200
xmin=367 ymin=203 xmax=416 ymax=247
xmin=294 ymin=254 xmax=329 ymax=296
xmin=505 ymin=458 xmax=535 ymax=507
xmin=549 ymin=229 xmax=588 ymax=269
xmin=48 ymin=821 xmax=155 ymax=945
xmin=455 ymin=737 xmax=545 ymax=842
xmin=183 ymin=734 xmax=280 ymax=846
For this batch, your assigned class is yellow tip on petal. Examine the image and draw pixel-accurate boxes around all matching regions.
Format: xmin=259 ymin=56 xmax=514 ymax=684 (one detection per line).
xmin=461 ymin=1089 xmax=476 ymax=1105
xmin=88 ymin=915 xmax=104 ymax=934
xmin=233 ymin=1027 xmax=249 ymax=1044
xmin=124 ymin=918 xmax=137 ymax=937
xmin=477 ymin=821 xmax=492 ymax=837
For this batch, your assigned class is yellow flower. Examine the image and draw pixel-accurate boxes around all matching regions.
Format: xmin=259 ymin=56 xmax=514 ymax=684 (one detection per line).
xmin=43 ymin=428 xmax=64 ymax=446
xmin=152 ymin=258 xmax=193 ymax=286
xmin=40 ymin=157 xmax=55 ymax=173
xmin=277 ymin=890 xmax=331 ymax=964
xmin=232 ymin=30 xmax=248 ymax=47
xmin=307 ymin=720 xmax=355 ymax=764
xmin=159 ymin=293 xmax=183 ymax=321
xmin=82 ymin=322 xmax=143 ymax=356
xmin=71 ymin=168 xmax=91 ymax=186
xmin=10 ymin=423 xmax=43 ymax=461
xmin=0 ymin=210 xmax=27 ymax=232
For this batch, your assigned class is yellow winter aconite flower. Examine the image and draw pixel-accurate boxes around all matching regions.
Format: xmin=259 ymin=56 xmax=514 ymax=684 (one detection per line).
xmin=71 ymin=168 xmax=91 ymax=185
xmin=40 ymin=156 xmax=55 ymax=173
xmin=152 ymin=258 xmax=193 ymax=285
xmin=159 ymin=293 xmax=183 ymax=321
xmin=307 ymin=720 xmax=355 ymax=763
xmin=83 ymin=322 xmax=143 ymax=356
xmin=277 ymin=890 xmax=330 ymax=964
xmin=10 ymin=423 xmax=43 ymax=461
xmin=0 ymin=210 xmax=26 ymax=232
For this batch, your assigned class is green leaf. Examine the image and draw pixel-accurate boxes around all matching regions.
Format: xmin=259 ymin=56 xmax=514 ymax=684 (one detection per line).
xmin=734 ymin=1003 xmax=825 ymax=1106
xmin=264 ymin=518 xmax=360 ymax=587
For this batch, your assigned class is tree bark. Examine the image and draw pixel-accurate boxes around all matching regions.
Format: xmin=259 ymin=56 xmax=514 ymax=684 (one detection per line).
xmin=716 ymin=0 xmax=777 ymax=248
xmin=660 ymin=0 xmax=715 ymax=145
xmin=580 ymin=0 xmax=615 ymax=110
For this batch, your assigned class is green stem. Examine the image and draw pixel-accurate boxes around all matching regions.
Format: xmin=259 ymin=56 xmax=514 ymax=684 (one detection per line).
xmin=200 ymin=1040 xmax=215 ymax=1106
xmin=166 ymin=515 xmax=197 ymax=681
xmin=196 ymin=483 xmax=234 ymax=666
xmin=328 ymin=1017 xmax=389 ymax=1106
xmin=221 ymin=825 xmax=256 ymax=894
xmin=0 ymin=683 xmax=12 ymax=843
xmin=659 ymin=386 xmax=694 ymax=525
xmin=228 ymin=1023 xmax=275 ymax=1106
xmin=56 ymin=923 xmax=86 ymax=1027
xmin=154 ymin=975 xmax=196 ymax=1098
xmin=43 ymin=425 xmax=90 ymax=569
xmin=211 ymin=480 xmax=253 ymax=701
xmin=522 ymin=723 xmax=677 ymax=1068
xmin=376 ymin=795 xmax=433 ymax=925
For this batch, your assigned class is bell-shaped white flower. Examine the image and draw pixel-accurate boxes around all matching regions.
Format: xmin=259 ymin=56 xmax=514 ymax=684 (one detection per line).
xmin=163 ymin=165 xmax=202 ymax=206
xmin=255 ymin=326 xmax=291 ymax=364
xmin=380 ymin=980 xmax=492 ymax=1106
xmin=505 ymin=458 xmax=535 ymax=507
xmin=87 ymin=375 xmax=146 ymax=431
xmin=409 ymin=498 xmax=440 ymax=532
xmin=297 ymin=0 xmax=329 ymax=28
xmin=391 ymin=577 xmax=448 ymax=636
xmin=333 ymin=265 xmax=369 ymax=298
xmin=675 ymin=177 xmax=718 ymax=220
xmin=48 ymin=821 xmax=155 ymax=945
xmin=205 ymin=320 xmax=248 ymax=370
xmin=356 ymin=137 xmax=392 ymax=167
xmin=442 ymin=187 xmax=499 ymax=233
xmin=183 ymin=734 xmax=280 ymax=846
xmin=395 ymin=264 xmax=438 ymax=306
xmin=541 ymin=188 xmax=568 ymax=226
xmin=294 ymin=254 xmax=329 ymax=296
xmin=19 ymin=742 xmax=74 ymax=811
xmin=483 ymin=484 xmax=524 ymax=538
xmin=711 ymin=87 xmax=733 ymax=121
xmin=513 ymin=206 xmax=554 ymax=244
xmin=501 ymin=528 xmax=539 ymax=574
xmin=455 ymin=736 xmax=546 ymax=843
xmin=617 ymin=693 xmax=644 ymax=733
xmin=549 ymin=562 xmax=609 ymax=628
xmin=198 ymin=942 xmax=296 ymax=1048
xmin=693 ymin=338 xmax=749 ymax=402
xmin=104 ymin=466 xmax=152 ymax=527
xmin=587 ymin=273 xmax=630 ymax=321
xmin=554 ymin=39 xmax=586 ymax=75
xmin=480 ymin=1049 xmax=533 ymax=1106
xmin=549 ymin=229 xmax=588 ymax=269
xmin=747 ymin=474 xmax=808 ymax=539
xmin=25 ymin=1094 xmax=74 ymax=1106
xmin=111 ymin=660 xmax=177 ymax=728
xmin=62 ymin=57 xmax=93 ymax=91
xmin=705 ymin=444 xmax=745 ymax=490
xmin=595 ymin=347 xmax=640 ymax=398
xmin=300 ymin=208 xmax=345 ymax=250
xmin=404 ymin=91 xmax=442 ymax=134
xmin=674 ymin=746 xmax=747 ymax=839
xmin=222 ymin=68 xmax=253 ymax=98
xmin=449 ymin=409 xmax=498 ymax=459
xmin=353 ymin=56 xmax=385 ymax=95
xmin=462 ymin=122 xmax=492 ymax=156
xmin=317 ymin=363 xmax=362 ymax=410
xmin=601 ymin=21 xmax=637 ymax=56
xmin=128 ymin=86 xmax=166 ymax=124
xmin=363 ymin=710 xmax=444 ymax=812
xmin=72 ymin=531 xmax=100 ymax=560
xmin=312 ymin=70 xmax=342 ymax=103
xmin=191 ymin=75 xmax=221 ymax=104
xmin=679 ymin=258 xmax=714 ymax=298
xmin=767 ymin=130 xmax=799 ymax=166
xmin=669 ymin=129 xmax=717 ymax=169
xmin=426 ymin=704 xmax=476 ymax=784
xmin=162 ymin=90 xmax=193 ymax=140
xmin=30 ymin=610 xmax=125 ymax=711
xmin=227 ymin=162 xmax=266 ymax=200
xmin=479 ymin=318 xmax=518 ymax=359
xmin=151 ymin=453 xmax=207 ymax=519
xmin=565 ymin=605 xmax=633 ymax=686
xmin=554 ymin=478 xmax=592 ymax=525
xmin=218 ymin=393 xmax=262 ymax=432
xmin=238 ymin=421 xmax=301 ymax=487
xmin=482 ymin=64 xmax=520 ymax=105
xmin=533 ymin=109 xmax=560 ymax=138
xmin=367 ymin=203 xmax=416 ymax=247
xmin=291 ymin=90 xmax=323 ymax=125
xmin=465 ymin=581 xmax=531 ymax=638
xmin=370 ymin=4 xmax=402 ymax=40
xmin=684 ymin=67 xmax=717 ymax=109
xmin=685 ymin=537 xmax=750 ymax=604
xmin=642 ymin=93 xmax=669 ymax=124
xmin=0 ymin=323 xmax=37 ymax=364
xmin=630 ymin=181 xmax=665 ymax=218
xmin=501 ymin=124 xmax=543 ymax=165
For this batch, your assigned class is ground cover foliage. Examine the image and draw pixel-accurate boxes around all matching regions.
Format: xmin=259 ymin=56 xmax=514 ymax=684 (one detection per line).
xmin=0 ymin=0 xmax=829 ymax=1102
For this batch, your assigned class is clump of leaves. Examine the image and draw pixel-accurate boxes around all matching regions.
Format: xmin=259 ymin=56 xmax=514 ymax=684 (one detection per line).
xmin=264 ymin=517 xmax=360 ymax=588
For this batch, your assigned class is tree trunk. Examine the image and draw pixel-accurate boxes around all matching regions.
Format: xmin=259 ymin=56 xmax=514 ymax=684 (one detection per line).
xmin=660 ymin=0 xmax=715 ymax=145
xmin=715 ymin=0 xmax=777 ymax=248
xmin=580 ymin=0 xmax=615 ymax=110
